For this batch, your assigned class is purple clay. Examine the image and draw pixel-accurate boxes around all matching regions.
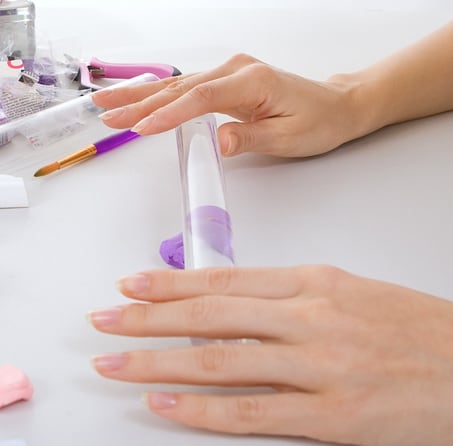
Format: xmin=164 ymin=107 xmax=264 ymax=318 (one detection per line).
xmin=159 ymin=232 xmax=185 ymax=269
xmin=188 ymin=205 xmax=234 ymax=261
xmin=160 ymin=205 xmax=234 ymax=269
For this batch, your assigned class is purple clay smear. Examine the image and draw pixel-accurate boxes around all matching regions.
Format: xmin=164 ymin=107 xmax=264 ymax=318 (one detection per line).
xmin=159 ymin=232 xmax=185 ymax=269
xmin=159 ymin=205 xmax=234 ymax=269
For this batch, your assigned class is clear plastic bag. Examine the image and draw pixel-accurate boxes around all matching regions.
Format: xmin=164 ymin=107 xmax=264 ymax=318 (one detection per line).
xmin=0 ymin=1 xmax=36 ymax=59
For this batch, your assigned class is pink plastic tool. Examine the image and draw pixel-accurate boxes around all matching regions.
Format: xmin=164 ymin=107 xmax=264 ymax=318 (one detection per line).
xmin=88 ymin=57 xmax=181 ymax=79
xmin=78 ymin=57 xmax=181 ymax=91
xmin=0 ymin=365 xmax=33 ymax=409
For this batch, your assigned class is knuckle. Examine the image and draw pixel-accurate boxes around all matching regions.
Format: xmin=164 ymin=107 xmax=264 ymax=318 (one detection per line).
xmin=164 ymin=270 xmax=178 ymax=295
xmin=246 ymin=63 xmax=277 ymax=84
xmin=130 ymin=303 xmax=155 ymax=328
xmin=227 ymin=52 xmax=257 ymax=67
xmin=230 ymin=396 xmax=266 ymax=431
xmin=312 ymin=264 xmax=346 ymax=293
xmin=161 ymin=76 xmax=179 ymax=87
xmin=188 ymin=82 xmax=215 ymax=103
xmin=187 ymin=295 xmax=217 ymax=326
xmin=295 ymin=264 xmax=346 ymax=294
xmin=233 ymin=125 xmax=256 ymax=151
xmin=197 ymin=344 xmax=230 ymax=373
xmin=165 ymin=79 xmax=187 ymax=95
xmin=137 ymin=351 xmax=156 ymax=381
xmin=203 ymin=267 xmax=235 ymax=294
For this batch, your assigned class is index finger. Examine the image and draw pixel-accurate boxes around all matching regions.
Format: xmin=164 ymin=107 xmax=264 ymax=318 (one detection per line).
xmin=92 ymin=75 xmax=188 ymax=109
xmin=129 ymin=67 xmax=269 ymax=135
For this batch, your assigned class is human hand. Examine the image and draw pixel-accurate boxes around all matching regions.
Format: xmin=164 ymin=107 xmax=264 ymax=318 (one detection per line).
xmin=88 ymin=265 xmax=453 ymax=446
xmin=92 ymin=54 xmax=368 ymax=158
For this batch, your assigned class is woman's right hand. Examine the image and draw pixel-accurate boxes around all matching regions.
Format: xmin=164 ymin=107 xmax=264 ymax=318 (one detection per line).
xmin=93 ymin=53 xmax=369 ymax=158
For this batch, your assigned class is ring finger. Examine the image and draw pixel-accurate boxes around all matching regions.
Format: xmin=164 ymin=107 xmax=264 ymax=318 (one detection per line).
xmin=92 ymin=343 xmax=323 ymax=391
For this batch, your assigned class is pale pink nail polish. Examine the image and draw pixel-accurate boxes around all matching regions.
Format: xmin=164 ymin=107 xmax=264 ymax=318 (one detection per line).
xmin=225 ymin=133 xmax=238 ymax=156
xmin=92 ymin=353 xmax=127 ymax=372
xmin=117 ymin=274 xmax=149 ymax=296
xmin=98 ymin=108 xmax=125 ymax=121
xmin=146 ymin=392 xmax=177 ymax=410
xmin=93 ymin=89 xmax=113 ymax=98
xmin=131 ymin=115 xmax=155 ymax=133
xmin=87 ymin=307 xmax=122 ymax=329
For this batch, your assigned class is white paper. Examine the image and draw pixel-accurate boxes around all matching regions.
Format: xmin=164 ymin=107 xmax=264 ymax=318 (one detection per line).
xmin=0 ymin=174 xmax=28 ymax=208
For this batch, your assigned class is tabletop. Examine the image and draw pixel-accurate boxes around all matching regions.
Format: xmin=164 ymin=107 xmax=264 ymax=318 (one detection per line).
xmin=1 ymin=2 xmax=453 ymax=446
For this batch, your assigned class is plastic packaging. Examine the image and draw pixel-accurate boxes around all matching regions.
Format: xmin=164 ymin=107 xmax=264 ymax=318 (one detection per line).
xmin=0 ymin=73 xmax=158 ymax=174
xmin=0 ymin=1 xmax=36 ymax=59
xmin=0 ymin=72 xmax=158 ymax=148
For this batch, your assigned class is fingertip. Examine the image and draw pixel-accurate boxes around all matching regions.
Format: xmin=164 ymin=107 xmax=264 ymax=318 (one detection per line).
xmin=91 ymin=353 xmax=127 ymax=374
xmin=92 ymin=88 xmax=113 ymax=107
xmin=218 ymin=126 xmax=240 ymax=156
xmin=144 ymin=392 xmax=178 ymax=411
xmin=86 ymin=306 xmax=123 ymax=331
xmin=131 ymin=115 xmax=155 ymax=134
xmin=141 ymin=393 xmax=150 ymax=409
xmin=116 ymin=273 xmax=150 ymax=298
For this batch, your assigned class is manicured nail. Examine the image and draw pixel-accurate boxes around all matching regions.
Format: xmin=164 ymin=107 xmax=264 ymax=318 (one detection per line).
xmin=98 ymin=108 xmax=126 ymax=121
xmin=93 ymin=89 xmax=113 ymax=99
xmin=116 ymin=273 xmax=149 ymax=297
xmin=225 ymin=133 xmax=238 ymax=156
xmin=91 ymin=353 xmax=127 ymax=372
xmin=87 ymin=306 xmax=122 ymax=329
xmin=144 ymin=392 xmax=178 ymax=410
xmin=131 ymin=115 xmax=155 ymax=133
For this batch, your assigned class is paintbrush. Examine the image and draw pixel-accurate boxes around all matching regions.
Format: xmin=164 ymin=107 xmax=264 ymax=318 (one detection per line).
xmin=34 ymin=129 xmax=140 ymax=177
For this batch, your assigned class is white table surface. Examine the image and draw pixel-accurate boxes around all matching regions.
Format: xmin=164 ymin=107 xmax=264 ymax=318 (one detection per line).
xmin=1 ymin=3 xmax=453 ymax=445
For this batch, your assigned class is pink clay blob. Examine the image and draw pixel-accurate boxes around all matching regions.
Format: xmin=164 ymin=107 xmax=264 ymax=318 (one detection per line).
xmin=0 ymin=365 xmax=33 ymax=409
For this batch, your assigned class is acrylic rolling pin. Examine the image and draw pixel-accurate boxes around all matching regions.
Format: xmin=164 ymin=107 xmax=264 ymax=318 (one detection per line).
xmin=176 ymin=114 xmax=246 ymax=345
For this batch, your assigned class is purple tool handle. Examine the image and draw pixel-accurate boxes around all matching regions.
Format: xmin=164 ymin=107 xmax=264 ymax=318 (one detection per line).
xmin=94 ymin=129 xmax=140 ymax=154
xmin=90 ymin=57 xmax=179 ymax=79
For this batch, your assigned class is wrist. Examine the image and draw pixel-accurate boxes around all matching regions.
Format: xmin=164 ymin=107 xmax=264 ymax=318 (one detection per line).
xmin=327 ymin=71 xmax=389 ymax=144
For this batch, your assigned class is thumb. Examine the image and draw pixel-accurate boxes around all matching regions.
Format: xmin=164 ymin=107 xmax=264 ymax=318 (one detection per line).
xmin=218 ymin=118 xmax=290 ymax=157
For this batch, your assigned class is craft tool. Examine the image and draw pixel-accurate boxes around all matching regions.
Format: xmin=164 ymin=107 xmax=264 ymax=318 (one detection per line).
xmin=34 ymin=129 xmax=139 ymax=177
xmin=78 ymin=57 xmax=181 ymax=90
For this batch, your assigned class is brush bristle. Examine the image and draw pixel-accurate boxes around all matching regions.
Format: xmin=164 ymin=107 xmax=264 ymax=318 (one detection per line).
xmin=34 ymin=162 xmax=60 ymax=177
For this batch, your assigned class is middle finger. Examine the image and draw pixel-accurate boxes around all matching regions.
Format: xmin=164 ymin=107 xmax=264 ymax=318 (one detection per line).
xmin=88 ymin=295 xmax=293 ymax=341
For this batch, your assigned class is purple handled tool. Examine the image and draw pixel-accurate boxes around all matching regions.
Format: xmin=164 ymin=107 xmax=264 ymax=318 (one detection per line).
xmin=33 ymin=129 xmax=140 ymax=177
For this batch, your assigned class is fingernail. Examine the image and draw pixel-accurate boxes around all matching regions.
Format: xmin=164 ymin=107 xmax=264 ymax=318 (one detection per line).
xmin=225 ymin=133 xmax=238 ymax=156
xmin=87 ymin=306 xmax=122 ymax=329
xmin=144 ymin=392 xmax=178 ymax=410
xmin=131 ymin=115 xmax=155 ymax=134
xmin=116 ymin=273 xmax=150 ymax=297
xmin=91 ymin=353 xmax=127 ymax=372
xmin=98 ymin=108 xmax=125 ymax=121
xmin=93 ymin=89 xmax=113 ymax=98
